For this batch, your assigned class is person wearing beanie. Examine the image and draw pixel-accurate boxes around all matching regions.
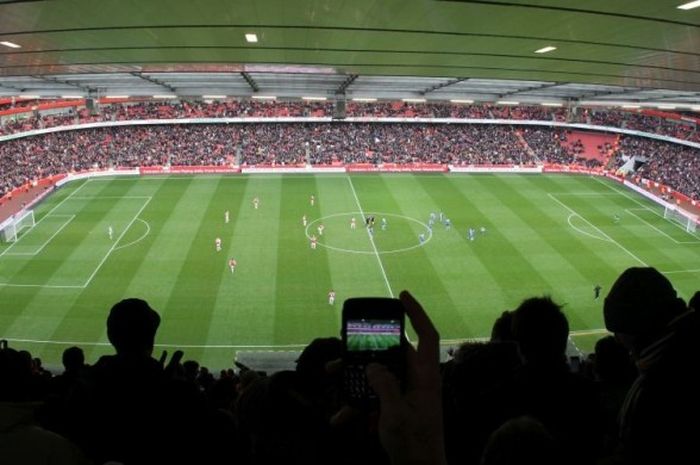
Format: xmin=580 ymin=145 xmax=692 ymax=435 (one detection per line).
xmin=602 ymin=267 xmax=698 ymax=465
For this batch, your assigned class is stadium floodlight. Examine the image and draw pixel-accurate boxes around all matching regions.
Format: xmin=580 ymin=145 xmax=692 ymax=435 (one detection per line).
xmin=302 ymin=96 xmax=327 ymax=101
xmin=61 ymin=95 xmax=83 ymax=99
xmin=105 ymin=95 xmax=129 ymax=99
xmin=19 ymin=94 xmax=41 ymax=99
xmin=153 ymin=94 xmax=177 ymax=99
xmin=252 ymin=95 xmax=276 ymax=100
xmin=450 ymin=99 xmax=474 ymax=104
xmin=657 ymin=105 xmax=676 ymax=110
xmin=622 ymin=104 xmax=641 ymax=109
xmin=541 ymin=102 xmax=563 ymax=107
xmin=0 ymin=41 xmax=21 ymax=49
xmin=352 ymin=98 xmax=378 ymax=102
xmin=677 ymin=1 xmax=700 ymax=10
xmin=664 ymin=205 xmax=698 ymax=233
xmin=202 ymin=95 xmax=227 ymax=99
xmin=0 ymin=210 xmax=35 ymax=243
xmin=402 ymin=98 xmax=426 ymax=103
xmin=496 ymin=100 xmax=519 ymax=105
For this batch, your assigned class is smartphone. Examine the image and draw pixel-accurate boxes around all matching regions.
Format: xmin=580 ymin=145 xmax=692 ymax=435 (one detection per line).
xmin=341 ymin=297 xmax=406 ymax=404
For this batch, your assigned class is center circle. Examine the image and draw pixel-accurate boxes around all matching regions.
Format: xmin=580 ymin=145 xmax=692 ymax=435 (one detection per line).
xmin=305 ymin=212 xmax=433 ymax=254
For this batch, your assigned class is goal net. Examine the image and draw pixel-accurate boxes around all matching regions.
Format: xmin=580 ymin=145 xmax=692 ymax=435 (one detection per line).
xmin=0 ymin=210 xmax=35 ymax=243
xmin=663 ymin=205 xmax=698 ymax=233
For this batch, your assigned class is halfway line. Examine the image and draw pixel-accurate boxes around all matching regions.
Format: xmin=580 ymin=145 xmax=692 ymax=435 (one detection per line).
xmin=346 ymin=177 xmax=394 ymax=298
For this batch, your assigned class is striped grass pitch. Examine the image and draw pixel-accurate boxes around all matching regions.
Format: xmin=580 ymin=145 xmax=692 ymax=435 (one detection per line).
xmin=1 ymin=173 xmax=698 ymax=369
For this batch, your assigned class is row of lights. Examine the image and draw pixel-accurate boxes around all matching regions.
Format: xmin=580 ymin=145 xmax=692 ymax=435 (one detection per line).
xmin=11 ymin=94 xmax=698 ymax=111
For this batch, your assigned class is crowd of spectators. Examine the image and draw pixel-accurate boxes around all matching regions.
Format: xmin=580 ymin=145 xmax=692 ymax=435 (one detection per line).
xmin=2 ymin=99 xmax=698 ymax=141
xmin=1 ymin=271 xmax=697 ymax=465
xmin=574 ymin=108 xmax=700 ymax=143
xmin=1 ymin=123 xmax=540 ymax=195
xmin=2 ymin=122 xmax=699 ymax=200
xmin=518 ymin=127 xmax=604 ymax=168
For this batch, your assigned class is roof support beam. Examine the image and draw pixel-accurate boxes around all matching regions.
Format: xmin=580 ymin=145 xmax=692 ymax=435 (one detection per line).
xmin=130 ymin=72 xmax=176 ymax=93
xmin=499 ymin=82 xmax=560 ymax=98
xmin=32 ymin=75 xmax=93 ymax=94
xmin=241 ymin=72 xmax=259 ymax=92
xmin=421 ymin=77 xmax=468 ymax=95
xmin=335 ymin=74 xmax=358 ymax=95
xmin=575 ymin=87 xmax=642 ymax=100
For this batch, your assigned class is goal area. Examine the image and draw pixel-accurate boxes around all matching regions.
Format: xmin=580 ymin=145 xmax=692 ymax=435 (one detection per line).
xmin=663 ymin=205 xmax=698 ymax=233
xmin=0 ymin=209 xmax=35 ymax=243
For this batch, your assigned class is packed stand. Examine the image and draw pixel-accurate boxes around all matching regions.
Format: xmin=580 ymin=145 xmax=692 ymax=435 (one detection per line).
xmin=519 ymin=127 xmax=604 ymax=168
xmin=575 ymin=108 xmax=700 ymax=143
xmin=1 ymin=122 xmax=542 ymax=195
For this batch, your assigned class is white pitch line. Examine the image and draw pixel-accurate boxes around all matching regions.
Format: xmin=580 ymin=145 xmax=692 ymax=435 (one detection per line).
xmin=624 ymin=209 xmax=685 ymax=244
xmin=346 ymin=177 xmax=394 ymax=297
xmin=591 ymin=176 xmax=700 ymax=238
xmin=2 ymin=337 xmax=309 ymax=349
xmin=81 ymin=197 xmax=152 ymax=288
xmin=113 ymin=219 xmax=151 ymax=251
xmin=0 ymin=283 xmax=85 ymax=289
xmin=662 ymin=268 xmax=700 ymax=275
xmin=548 ymin=193 xmax=648 ymax=267
xmin=70 ymin=196 xmax=153 ymax=200
xmin=5 ymin=215 xmax=76 ymax=256
xmin=0 ymin=181 xmax=89 ymax=259
xmin=4 ymin=328 xmax=611 ymax=349
xmin=567 ymin=214 xmax=609 ymax=242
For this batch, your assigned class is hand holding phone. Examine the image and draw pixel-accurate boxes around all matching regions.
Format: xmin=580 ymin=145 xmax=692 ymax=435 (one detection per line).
xmin=365 ymin=291 xmax=446 ymax=465
xmin=341 ymin=297 xmax=405 ymax=405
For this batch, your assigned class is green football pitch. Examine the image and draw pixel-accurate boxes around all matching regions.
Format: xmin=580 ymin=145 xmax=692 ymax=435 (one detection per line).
xmin=1 ymin=173 xmax=698 ymax=369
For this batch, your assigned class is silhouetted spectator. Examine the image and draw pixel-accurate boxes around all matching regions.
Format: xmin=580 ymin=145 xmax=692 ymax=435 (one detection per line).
xmin=0 ymin=347 xmax=88 ymax=464
xmin=505 ymin=296 xmax=604 ymax=465
xmin=67 ymin=298 xmax=220 ymax=465
xmin=603 ymin=267 xmax=698 ymax=465
xmin=480 ymin=416 xmax=560 ymax=465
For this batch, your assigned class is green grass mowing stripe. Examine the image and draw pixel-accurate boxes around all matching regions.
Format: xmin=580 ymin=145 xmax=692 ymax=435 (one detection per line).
xmin=316 ymin=175 xmax=390 ymax=298
xmin=158 ymin=177 xmax=244 ymax=363
xmin=366 ymin=174 xmax=477 ymax=338
xmin=273 ymin=176 xmax=338 ymax=347
xmin=202 ymin=177 xmax=283 ymax=367
xmin=444 ymin=175 xmax=555 ymax=319
xmin=409 ymin=174 xmax=524 ymax=332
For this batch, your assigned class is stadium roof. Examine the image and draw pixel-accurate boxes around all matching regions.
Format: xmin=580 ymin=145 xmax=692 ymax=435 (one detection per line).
xmin=1 ymin=0 xmax=700 ymax=108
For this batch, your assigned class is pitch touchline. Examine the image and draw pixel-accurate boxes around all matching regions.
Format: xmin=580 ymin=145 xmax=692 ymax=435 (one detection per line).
xmin=346 ymin=177 xmax=394 ymax=298
xmin=4 ymin=329 xmax=610 ymax=349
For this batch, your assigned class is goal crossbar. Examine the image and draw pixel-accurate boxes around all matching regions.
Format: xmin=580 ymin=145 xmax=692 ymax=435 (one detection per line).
xmin=663 ymin=205 xmax=698 ymax=233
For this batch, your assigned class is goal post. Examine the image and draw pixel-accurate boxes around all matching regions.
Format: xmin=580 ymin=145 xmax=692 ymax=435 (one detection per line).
xmin=0 ymin=209 xmax=35 ymax=243
xmin=663 ymin=205 xmax=698 ymax=233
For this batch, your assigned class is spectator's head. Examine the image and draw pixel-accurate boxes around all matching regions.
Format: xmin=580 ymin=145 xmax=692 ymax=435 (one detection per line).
xmin=62 ymin=346 xmax=85 ymax=372
xmin=480 ymin=416 xmax=559 ymax=465
xmin=107 ymin=298 xmax=160 ymax=356
xmin=491 ymin=310 xmax=515 ymax=342
xmin=604 ymin=267 xmax=685 ymax=337
xmin=593 ymin=335 xmax=636 ymax=385
xmin=0 ymin=347 xmax=32 ymax=401
xmin=511 ymin=296 xmax=569 ymax=365
xmin=296 ymin=337 xmax=342 ymax=383
xmin=689 ymin=291 xmax=699 ymax=312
